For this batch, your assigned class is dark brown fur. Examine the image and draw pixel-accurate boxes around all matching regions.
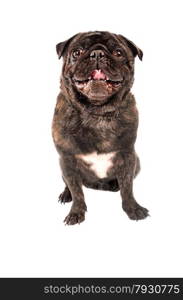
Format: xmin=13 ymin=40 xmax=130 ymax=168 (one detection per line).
xmin=52 ymin=31 xmax=149 ymax=225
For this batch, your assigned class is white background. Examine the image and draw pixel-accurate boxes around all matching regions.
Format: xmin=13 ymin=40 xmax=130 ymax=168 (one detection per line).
xmin=0 ymin=0 xmax=183 ymax=277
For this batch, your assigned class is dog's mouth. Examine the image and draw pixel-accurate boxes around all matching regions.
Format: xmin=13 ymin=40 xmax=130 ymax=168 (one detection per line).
xmin=73 ymin=69 xmax=123 ymax=88
xmin=73 ymin=69 xmax=123 ymax=103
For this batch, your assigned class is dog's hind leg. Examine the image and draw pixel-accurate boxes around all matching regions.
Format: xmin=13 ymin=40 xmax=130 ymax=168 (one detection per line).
xmin=58 ymin=185 xmax=72 ymax=204
xmin=134 ymin=154 xmax=141 ymax=178
xmin=107 ymin=179 xmax=119 ymax=191
xmin=83 ymin=179 xmax=119 ymax=192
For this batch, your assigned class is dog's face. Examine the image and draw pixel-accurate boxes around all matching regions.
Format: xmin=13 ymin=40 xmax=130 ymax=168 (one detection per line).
xmin=56 ymin=31 xmax=142 ymax=106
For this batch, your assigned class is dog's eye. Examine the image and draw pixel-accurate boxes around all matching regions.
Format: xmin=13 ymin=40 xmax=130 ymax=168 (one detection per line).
xmin=72 ymin=49 xmax=83 ymax=58
xmin=113 ymin=49 xmax=123 ymax=57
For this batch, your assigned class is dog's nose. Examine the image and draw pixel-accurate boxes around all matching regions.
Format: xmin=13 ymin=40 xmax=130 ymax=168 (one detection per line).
xmin=90 ymin=49 xmax=105 ymax=60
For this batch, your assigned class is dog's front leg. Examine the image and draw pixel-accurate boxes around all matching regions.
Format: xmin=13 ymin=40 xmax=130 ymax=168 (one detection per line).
xmin=60 ymin=155 xmax=87 ymax=225
xmin=117 ymin=152 xmax=149 ymax=220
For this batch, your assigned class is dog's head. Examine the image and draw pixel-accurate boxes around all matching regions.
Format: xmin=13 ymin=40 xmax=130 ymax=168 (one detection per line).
xmin=56 ymin=31 xmax=142 ymax=106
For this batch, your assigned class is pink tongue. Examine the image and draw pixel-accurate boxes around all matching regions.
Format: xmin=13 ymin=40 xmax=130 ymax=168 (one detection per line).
xmin=91 ymin=69 xmax=106 ymax=80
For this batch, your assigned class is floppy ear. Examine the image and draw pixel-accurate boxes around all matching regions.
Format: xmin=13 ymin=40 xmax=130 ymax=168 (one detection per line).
xmin=56 ymin=34 xmax=77 ymax=59
xmin=118 ymin=34 xmax=143 ymax=60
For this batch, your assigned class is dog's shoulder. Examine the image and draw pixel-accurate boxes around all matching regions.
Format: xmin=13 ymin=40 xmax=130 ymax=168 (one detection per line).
xmin=118 ymin=93 xmax=138 ymax=124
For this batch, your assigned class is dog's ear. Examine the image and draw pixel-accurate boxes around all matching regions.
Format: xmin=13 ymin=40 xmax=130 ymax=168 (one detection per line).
xmin=56 ymin=34 xmax=77 ymax=59
xmin=118 ymin=34 xmax=143 ymax=60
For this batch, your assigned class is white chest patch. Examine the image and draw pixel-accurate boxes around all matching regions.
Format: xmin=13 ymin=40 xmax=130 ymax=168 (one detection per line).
xmin=76 ymin=151 xmax=116 ymax=178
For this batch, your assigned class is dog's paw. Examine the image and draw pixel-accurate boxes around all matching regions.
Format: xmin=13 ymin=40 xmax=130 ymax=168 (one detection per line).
xmin=64 ymin=211 xmax=85 ymax=225
xmin=123 ymin=201 xmax=149 ymax=221
xmin=58 ymin=187 xmax=72 ymax=204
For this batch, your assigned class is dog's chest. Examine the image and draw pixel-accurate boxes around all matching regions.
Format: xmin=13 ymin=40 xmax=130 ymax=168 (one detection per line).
xmin=76 ymin=151 xmax=116 ymax=178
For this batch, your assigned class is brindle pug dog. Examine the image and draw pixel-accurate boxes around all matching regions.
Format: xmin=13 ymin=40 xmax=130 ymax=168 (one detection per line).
xmin=52 ymin=31 xmax=149 ymax=225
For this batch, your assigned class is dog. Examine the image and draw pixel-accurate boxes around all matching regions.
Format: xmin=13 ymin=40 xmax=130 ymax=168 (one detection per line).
xmin=52 ymin=31 xmax=149 ymax=225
